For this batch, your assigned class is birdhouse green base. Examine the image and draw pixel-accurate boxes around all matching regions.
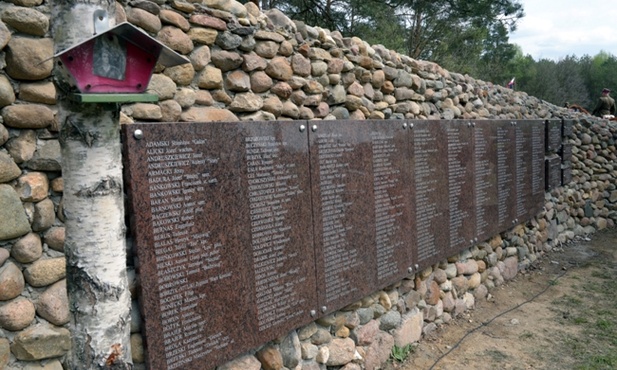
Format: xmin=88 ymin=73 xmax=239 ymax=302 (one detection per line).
xmin=69 ymin=93 xmax=158 ymax=103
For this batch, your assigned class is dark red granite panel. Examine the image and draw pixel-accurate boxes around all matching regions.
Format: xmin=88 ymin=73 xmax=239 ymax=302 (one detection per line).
xmin=496 ymin=122 xmax=517 ymax=231
xmin=122 ymin=121 xmax=317 ymax=370
xmin=514 ymin=120 xmax=545 ymax=223
xmin=562 ymin=163 xmax=573 ymax=185
xmin=443 ymin=121 xmax=475 ymax=253
xmin=309 ymin=120 xmax=378 ymax=314
xmin=473 ymin=121 xmax=500 ymax=243
xmin=370 ymin=120 xmax=414 ymax=287
xmin=545 ymin=119 xmax=562 ymax=153
xmin=561 ymin=142 xmax=573 ymax=163
xmin=410 ymin=121 xmax=449 ymax=269
xmin=545 ymin=154 xmax=562 ymax=190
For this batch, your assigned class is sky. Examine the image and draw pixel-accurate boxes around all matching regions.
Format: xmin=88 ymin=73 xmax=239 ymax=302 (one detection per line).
xmin=508 ymin=0 xmax=617 ymax=61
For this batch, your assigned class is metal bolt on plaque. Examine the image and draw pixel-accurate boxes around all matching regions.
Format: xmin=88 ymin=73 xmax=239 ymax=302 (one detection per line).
xmin=403 ymin=122 xmax=408 ymax=129
xmin=299 ymin=124 xmax=306 ymax=132
xmin=320 ymin=306 xmax=327 ymax=313
xmin=133 ymin=129 xmax=143 ymax=140
xmin=310 ymin=310 xmax=316 ymax=317
xmin=311 ymin=125 xmax=318 ymax=132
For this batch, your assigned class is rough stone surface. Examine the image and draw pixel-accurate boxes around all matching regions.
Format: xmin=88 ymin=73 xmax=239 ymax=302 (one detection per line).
xmin=0 ymin=185 xmax=31 ymax=240
xmin=10 ymin=324 xmax=70 ymax=361
xmin=1 ymin=7 xmax=49 ymax=36
xmin=11 ymin=233 xmax=43 ymax=263
xmin=0 ymin=297 xmax=35 ymax=331
xmin=2 ymin=104 xmax=55 ymax=129
xmin=393 ymin=308 xmax=423 ymax=346
xmin=0 ymin=338 xmax=9 ymax=369
xmin=0 ymin=262 xmax=25 ymax=301
xmin=23 ymin=258 xmax=66 ymax=287
xmin=0 ymin=151 xmax=21 ymax=182
xmin=218 ymin=354 xmax=262 ymax=370
xmin=326 ymin=338 xmax=355 ymax=366
xmin=5 ymin=37 xmax=53 ymax=80
xmin=36 ymin=279 xmax=69 ymax=326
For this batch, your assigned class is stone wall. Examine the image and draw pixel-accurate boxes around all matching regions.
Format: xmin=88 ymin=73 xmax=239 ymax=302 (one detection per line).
xmin=0 ymin=0 xmax=615 ymax=369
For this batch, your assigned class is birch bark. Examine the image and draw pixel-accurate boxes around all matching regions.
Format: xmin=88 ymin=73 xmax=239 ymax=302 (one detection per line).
xmin=52 ymin=1 xmax=133 ymax=368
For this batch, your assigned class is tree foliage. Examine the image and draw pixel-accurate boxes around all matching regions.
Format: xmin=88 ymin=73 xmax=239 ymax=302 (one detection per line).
xmin=242 ymin=0 xmax=616 ymax=110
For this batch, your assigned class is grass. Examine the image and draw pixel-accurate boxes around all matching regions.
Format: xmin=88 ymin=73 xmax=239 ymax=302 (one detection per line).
xmin=390 ymin=344 xmax=414 ymax=362
xmin=558 ymin=255 xmax=617 ymax=370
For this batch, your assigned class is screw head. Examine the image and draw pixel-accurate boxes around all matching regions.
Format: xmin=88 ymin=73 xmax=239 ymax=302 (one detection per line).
xmin=310 ymin=310 xmax=316 ymax=317
xmin=407 ymin=267 xmax=413 ymax=273
xmin=134 ymin=129 xmax=144 ymax=140
xmin=299 ymin=124 xmax=306 ymax=132
xmin=403 ymin=122 xmax=408 ymax=129
xmin=311 ymin=125 xmax=318 ymax=132
xmin=321 ymin=306 xmax=327 ymax=313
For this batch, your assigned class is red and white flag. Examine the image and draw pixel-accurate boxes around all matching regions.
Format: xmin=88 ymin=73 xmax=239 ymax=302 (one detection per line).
xmin=508 ymin=77 xmax=515 ymax=88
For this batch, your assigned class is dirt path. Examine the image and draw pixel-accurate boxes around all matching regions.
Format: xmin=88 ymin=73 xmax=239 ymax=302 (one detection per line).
xmin=389 ymin=228 xmax=617 ymax=370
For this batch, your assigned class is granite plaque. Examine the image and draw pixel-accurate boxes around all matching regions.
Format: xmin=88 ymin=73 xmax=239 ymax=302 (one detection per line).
xmin=496 ymin=123 xmax=517 ymax=231
xmin=411 ymin=121 xmax=449 ymax=268
xmin=545 ymin=119 xmax=562 ymax=153
xmin=370 ymin=121 xmax=414 ymax=286
xmin=473 ymin=121 xmax=499 ymax=243
xmin=309 ymin=121 xmax=381 ymax=314
xmin=545 ymin=154 xmax=562 ymax=190
xmin=562 ymin=163 xmax=573 ymax=185
xmin=514 ymin=120 xmax=545 ymax=223
xmin=561 ymin=142 xmax=573 ymax=163
xmin=444 ymin=121 xmax=475 ymax=252
xmin=122 ymin=121 xmax=317 ymax=370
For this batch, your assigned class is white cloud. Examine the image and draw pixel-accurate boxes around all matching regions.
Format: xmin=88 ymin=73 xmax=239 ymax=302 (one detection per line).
xmin=510 ymin=0 xmax=617 ymax=60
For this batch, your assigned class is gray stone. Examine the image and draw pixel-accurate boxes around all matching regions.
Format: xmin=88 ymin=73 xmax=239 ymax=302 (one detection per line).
xmin=1 ymin=6 xmax=49 ymax=36
xmin=131 ymin=333 xmax=144 ymax=364
xmin=0 ymin=124 xmax=8 ymax=146
xmin=5 ymin=37 xmax=54 ymax=80
xmin=127 ymin=7 xmax=161 ymax=33
xmin=365 ymin=332 xmax=395 ymax=369
xmin=27 ymin=139 xmax=61 ymax=171
xmin=14 ymin=171 xmax=49 ymax=202
xmin=325 ymin=337 xmax=355 ymax=366
xmin=0 ymin=185 xmax=31 ymax=240
xmin=2 ymin=104 xmax=55 ymax=129
xmin=147 ymin=74 xmax=177 ymax=100
xmin=393 ymin=308 xmax=423 ymax=346
xmin=0 ymin=297 xmax=35 ymax=331
xmin=32 ymin=198 xmax=55 ymax=232
xmin=0 ymin=75 xmax=15 ymax=108
xmin=11 ymin=232 xmax=43 ymax=263
xmin=0 ymin=151 xmax=21 ymax=183
xmin=11 ymin=324 xmax=70 ymax=360
xmin=36 ymin=279 xmax=69 ymax=326
xmin=379 ymin=310 xmax=401 ymax=331
xmin=0 ymin=338 xmax=8 ymax=369
xmin=216 ymin=31 xmax=243 ymax=50
xmin=0 ymin=248 xmax=8 ymax=266
xmin=24 ymin=257 xmax=65 ymax=287
xmin=180 ymin=107 xmax=238 ymax=122
xmin=158 ymin=26 xmax=193 ymax=54
xmin=6 ymin=129 xmax=37 ymax=164
xmin=310 ymin=328 xmax=332 ymax=345
xmin=0 ymin=262 xmax=25 ymax=301
xmin=280 ymin=331 xmax=301 ymax=369
xmin=218 ymin=354 xmax=261 ymax=370
xmin=163 ymin=63 xmax=195 ymax=86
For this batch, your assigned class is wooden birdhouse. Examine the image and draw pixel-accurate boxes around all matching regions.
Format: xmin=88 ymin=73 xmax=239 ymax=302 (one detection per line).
xmin=54 ymin=19 xmax=189 ymax=103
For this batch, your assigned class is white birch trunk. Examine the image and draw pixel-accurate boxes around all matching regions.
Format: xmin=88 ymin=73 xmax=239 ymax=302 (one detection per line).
xmin=53 ymin=1 xmax=133 ymax=368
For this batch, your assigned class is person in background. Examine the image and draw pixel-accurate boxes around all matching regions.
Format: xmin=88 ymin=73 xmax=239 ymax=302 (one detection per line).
xmin=592 ymin=88 xmax=616 ymax=118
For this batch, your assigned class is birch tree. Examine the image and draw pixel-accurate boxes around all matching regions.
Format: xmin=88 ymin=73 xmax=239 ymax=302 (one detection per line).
xmin=52 ymin=1 xmax=133 ymax=368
